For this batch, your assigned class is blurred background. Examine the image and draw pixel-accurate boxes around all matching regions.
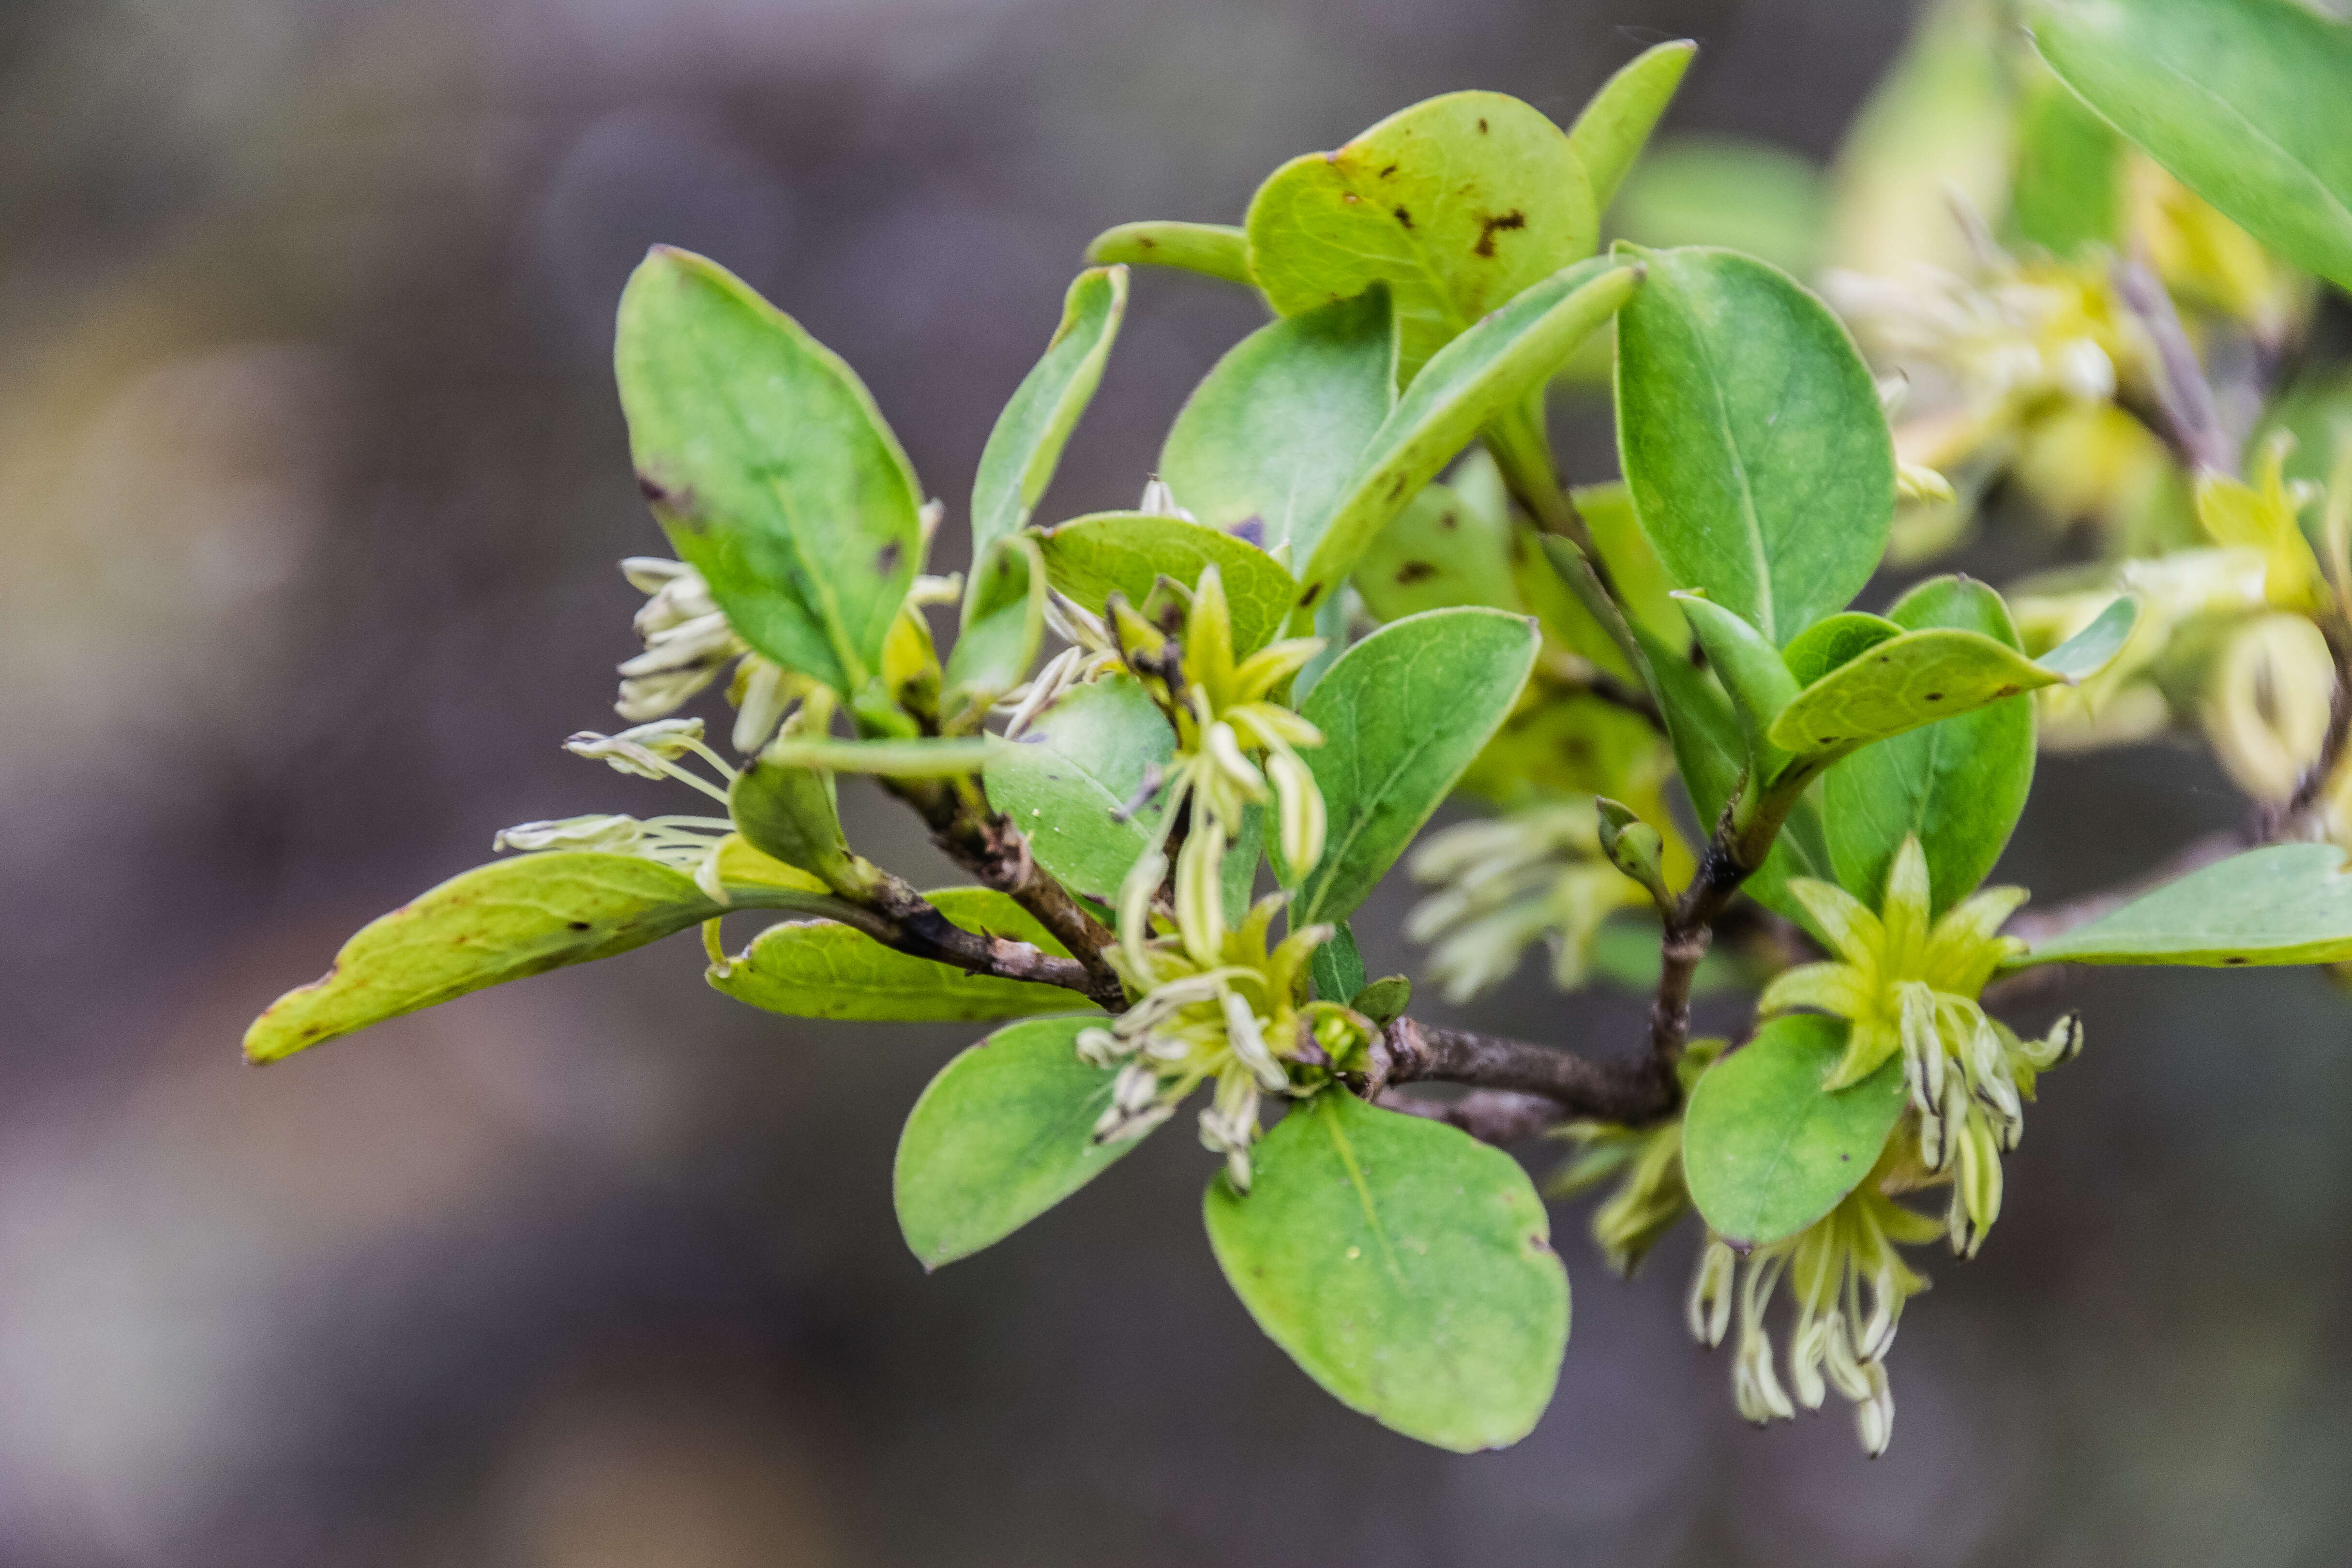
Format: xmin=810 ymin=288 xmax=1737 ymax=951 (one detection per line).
xmin=3 ymin=0 xmax=2349 ymax=1563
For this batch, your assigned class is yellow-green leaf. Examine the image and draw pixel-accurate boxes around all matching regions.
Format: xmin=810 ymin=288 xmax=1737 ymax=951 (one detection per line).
xmin=711 ymin=888 xmax=1099 ymax=1021
xmin=1036 ymin=512 xmax=1299 ymax=655
xmin=1085 ymin=221 xmax=1253 ymax=286
xmin=1247 ymin=91 xmax=1598 ymax=383
xmin=1203 ymin=1090 xmax=1568 ymax=1452
xmin=895 ymin=1015 xmax=1146 ymax=1268
xmin=2012 ymin=843 xmax=2352 ymax=968
xmin=970 ymin=267 xmax=1127 ymax=561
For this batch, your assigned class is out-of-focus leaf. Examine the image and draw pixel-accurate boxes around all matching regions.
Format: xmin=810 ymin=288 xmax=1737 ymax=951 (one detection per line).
xmin=1037 ymin=512 xmax=1300 ymax=654
xmin=1203 ymin=1090 xmax=1568 ymax=1452
xmin=244 ymin=852 xmax=840 ymax=1062
xmin=2012 ymin=843 xmax=2352 ymax=968
xmin=1825 ymin=577 xmax=2036 ymax=914
xmin=984 ymin=675 xmax=1176 ymax=901
xmin=1247 ymin=91 xmax=1598 ymax=383
xmin=895 ymin=1015 xmax=1142 ymax=1268
xmin=1291 ymin=608 xmax=1540 ymax=923
xmin=1682 ymin=1014 xmax=1906 ymax=1247
xmin=2008 ymin=68 xmax=2124 ymax=257
xmin=970 ymin=267 xmax=1128 ymax=562
xmin=1610 ymin=136 xmax=1829 ymax=278
xmin=1086 ymin=221 xmax=1254 ymax=286
xmin=616 ymin=247 xmax=921 ymax=695
xmin=1353 ymin=482 xmax=1522 ymax=623
xmin=1161 ymin=289 xmax=1396 ymax=565
xmin=2027 ymin=0 xmax=2352 ymax=292
xmin=711 ymin=887 xmax=1095 ymax=1021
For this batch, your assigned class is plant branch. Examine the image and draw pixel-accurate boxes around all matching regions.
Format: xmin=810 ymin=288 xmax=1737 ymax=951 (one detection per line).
xmin=2115 ymin=255 xmax=2235 ymax=476
xmin=879 ymin=774 xmax=1128 ymax=1009
xmin=1377 ymin=1016 xmax=1678 ymax=1126
xmin=1373 ymin=1086 xmax=1571 ymax=1144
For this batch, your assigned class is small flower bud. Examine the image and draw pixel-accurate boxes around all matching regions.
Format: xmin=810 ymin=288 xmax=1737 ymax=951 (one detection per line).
xmin=1854 ymin=1359 xmax=1895 ymax=1458
xmin=1174 ymin=820 xmax=1229 ymax=967
xmin=492 ymin=814 xmax=645 ymax=855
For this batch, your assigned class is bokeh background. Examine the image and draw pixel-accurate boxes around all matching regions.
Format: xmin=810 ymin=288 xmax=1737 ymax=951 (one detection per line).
xmin=4 ymin=1 xmax=2349 ymax=1563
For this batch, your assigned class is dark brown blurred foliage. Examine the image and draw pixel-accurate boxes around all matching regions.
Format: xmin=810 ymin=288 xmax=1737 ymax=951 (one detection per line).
xmin=2 ymin=2 xmax=2347 ymax=1564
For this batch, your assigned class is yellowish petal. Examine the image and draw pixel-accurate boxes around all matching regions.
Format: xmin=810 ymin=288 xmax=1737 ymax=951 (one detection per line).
xmin=1824 ymin=1015 xmax=1901 ymax=1090
xmin=1788 ymin=878 xmax=1885 ymax=969
xmin=1758 ymin=962 xmax=1871 ymax=1020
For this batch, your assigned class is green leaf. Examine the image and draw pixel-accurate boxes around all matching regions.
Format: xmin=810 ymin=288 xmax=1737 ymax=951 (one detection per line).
xmin=1682 ymin=1014 xmax=1907 ymax=1247
xmin=1350 ymin=973 xmax=1412 ymax=1026
xmin=1781 ymin=612 xmax=1904 ymax=689
xmin=2008 ymin=69 xmax=2124 ymax=257
xmin=616 ymin=247 xmax=921 ymax=695
xmin=1353 ymin=482 xmax=1522 ymax=623
xmin=1160 ymin=288 xmax=1397 ymax=565
xmin=983 ymin=675 xmax=1176 ymax=901
xmin=970 ymin=267 xmax=1128 ymax=564
xmin=243 ymin=852 xmax=841 ymax=1062
xmin=1767 ymin=596 xmax=2138 ymax=758
xmin=1825 ymin=577 xmax=2036 ymax=914
xmin=1299 ymin=257 xmax=1641 ymax=610
xmin=895 ymin=1015 xmax=1142 ymax=1269
xmin=2012 ymin=843 xmax=2352 ymax=968
xmin=1311 ymin=921 xmax=1368 ymax=1005
xmin=1085 ymin=221 xmax=1254 ymax=286
xmin=730 ymin=744 xmax=856 ymax=886
xmin=1291 ymin=608 xmax=1541 ymax=924
xmin=1673 ymin=594 xmax=1799 ymax=779
xmin=1613 ymin=246 xmax=1894 ymax=646
xmin=1609 ymin=136 xmax=1830 ymax=278
xmin=1036 ymin=512 xmax=1300 ymax=655
xmin=710 ymin=888 xmax=1096 ymax=1021
xmin=1247 ymin=91 xmax=1599 ymax=383
xmin=1203 ymin=1090 xmax=1567 ymax=1452
xmin=942 ymin=534 xmax=1047 ymax=726
xmin=2026 ymin=0 xmax=2352 ymax=292
xmin=2036 ymin=594 xmax=2139 ymax=680
xmin=1566 ymin=40 xmax=1697 ymax=214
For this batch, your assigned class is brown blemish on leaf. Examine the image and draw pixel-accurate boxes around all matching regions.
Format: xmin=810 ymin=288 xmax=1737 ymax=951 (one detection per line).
xmin=1472 ymin=210 xmax=1526 ymax=258
xmin=1300 ymin=582 xmax=1325 ymax=608
xmin=876 ymin=540 xmax=904 ymax=575
xmin=2225 ymin=956 xmax=2248 ymax=965
xmin=1393 ymin=206 xmax=1414 ymax=230
xmin=1925 ymin=693 xmax=1943 ymax=702
xmin=568 ymin=920 xmax=592 ymax=932
xmin=1478 ymin=118 xmax=1490 ymax=133
xmin=1394 ymin=561 xmax=1438 ymax=585
xmin=1378 ymin=163 xmax=1399 ymax=179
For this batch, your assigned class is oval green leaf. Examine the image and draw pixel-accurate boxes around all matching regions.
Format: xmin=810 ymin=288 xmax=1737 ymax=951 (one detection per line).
xmin=1825 ymin=576 xmax=2035 ymax=914
xmin=895 ymin=1014 xmax=1144 ymax=1269
xmin=1203 ymin=1090 xmax=1568 ymax=1452
xmin=1566 ymin=40 xmax=1697 ymax=215
xmin=244 ymin=852 xmax=839 ymax=1063
xmin=2027 ymin=0 xmax=2352 ymax=292
xmin=1247 ymin=91 xmax=1598 ymax=384
xmin=1299 ymin=257 xmax=1640 ymax=609
xmin=1614 ymin=246 xmax=1894 ymax=646
xmin=1781 ymin=612 xmax=1904 ymax=689
xmin=1673 ymin=594 xmax=1799 ymax=777
xmin=969 ymin=266 xmax=1128 ymax=563
xmin=712 ymin=887 xmax=1097 ymax=1021
xmin=1085 ymin=221 xmax=1253 ymax=286
xmin=1161 ymin=288 xmax=1397 ymax=565
xmin=1764 ymin=597 xmax=2140 ymax=758
xmin=616 ymin=247 xmax=921 ymax=695
xmin=983 ymin=675 xmax=1177 ymax=900
xmin=1291 ymin=607 xmax=1541 ymax=923
xmin=1682 ymin=1014 xmax=1908 ymax=1247
xmin=2013 ymin=843 xmax=2352 ymax=968
xmin=1036 ymin=512 xmax=1299 ymax=655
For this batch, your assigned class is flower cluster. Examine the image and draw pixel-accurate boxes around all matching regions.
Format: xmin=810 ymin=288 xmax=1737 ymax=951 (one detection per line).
xmin=1759 ymin=838 xmax=2082 ymax=1256
xmin=1105 ymin=564 xmax=1330 ymax=962
xmin=1687 ymin=1170 xmax=1943 ymax=1457
xmin=1078 ymin=885 xmax=1374 ymax=1191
